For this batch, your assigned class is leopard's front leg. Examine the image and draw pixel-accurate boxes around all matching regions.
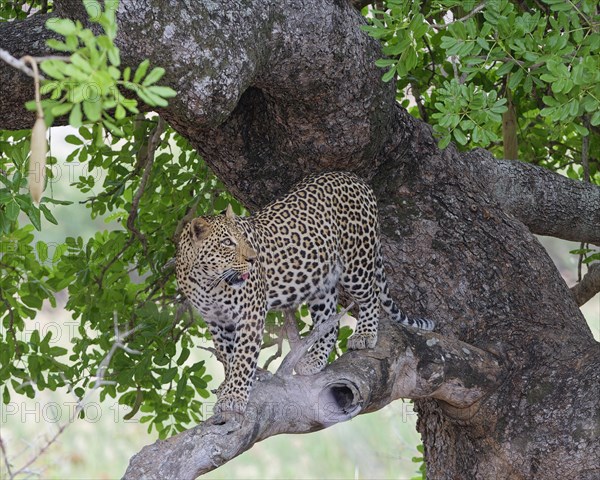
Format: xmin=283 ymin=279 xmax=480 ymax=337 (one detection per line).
xmin=214 ymin=306 xmax=266 ymax=417
xmin=205 ymin=321 xmax=236 ymax=396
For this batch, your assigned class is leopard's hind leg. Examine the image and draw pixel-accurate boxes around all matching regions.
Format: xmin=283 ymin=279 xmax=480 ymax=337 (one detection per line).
xmin=295 ymin=287 xmax=339 ymax=375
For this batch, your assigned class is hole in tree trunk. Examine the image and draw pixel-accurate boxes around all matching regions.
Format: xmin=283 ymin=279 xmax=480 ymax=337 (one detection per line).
xmin=330 ymin=384 xmax=354 ymax=410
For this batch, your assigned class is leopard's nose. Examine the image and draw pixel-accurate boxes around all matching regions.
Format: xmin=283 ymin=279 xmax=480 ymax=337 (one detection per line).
xmin=246 ymin=255 xmax=256 ymax=264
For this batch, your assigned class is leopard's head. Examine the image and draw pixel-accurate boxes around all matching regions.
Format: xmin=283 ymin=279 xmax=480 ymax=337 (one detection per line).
xmin=176 ymin=205 xmax=257 ymax=291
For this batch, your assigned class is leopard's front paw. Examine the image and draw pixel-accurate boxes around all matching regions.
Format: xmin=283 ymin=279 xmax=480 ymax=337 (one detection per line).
xmin=347 ymin=331 xmax=377 ymax=350
xmin=294 ymin=353 xmax=327 ymax=376
xmin=214 ymin=392 xmax=247 ymax=415
xmin=212 ymin=392 xmax=247 ymax=424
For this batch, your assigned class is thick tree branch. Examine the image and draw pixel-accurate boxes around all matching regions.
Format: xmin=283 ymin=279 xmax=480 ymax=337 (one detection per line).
xmin=0 ymin=0 xmax=395 ymax=207
xmin=2 ymin=3 xmax=599 ymax=479
xmin=464 ymin=149 xmax=600 ymax=245
xmin=571 ymin=263 xmax=600 ymax=306
xmin=123 ymin=322 xmax=504 ymax=479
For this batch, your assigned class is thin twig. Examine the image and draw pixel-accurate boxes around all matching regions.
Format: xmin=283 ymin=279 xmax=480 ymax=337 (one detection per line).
xmin=571 ymin=263 xmax=600 ymax=307
xmin=284 ymin=308 xmax=301 ymax=349
xmin=0 ymin=49 xmax=71 ymax=80
xmin=430 ymin=3 xmax=487 ymax=30
xmin=20 ymin=56 xmax=42 ymax=118
xmin=127 ymin=117 xmax=166 ymax=259
xmin=262 ymin=329 xmax=284 ymax=370
xmin=173 ymin=195 xmax=202 ymax=243
xmin=577 ymin=115 xmax=591 ymax=282
xmin=277 ymin=303 xmax=354 ymax=377
xmin=96 ymin=236 xmax=135 ymax=287
xmin=0 ymin=436 xmax=14 ymax=479
xmin=0 ymin=48 xmax=43 ymax=79
xmin=198 ymin=345 xmax=218 ymax=356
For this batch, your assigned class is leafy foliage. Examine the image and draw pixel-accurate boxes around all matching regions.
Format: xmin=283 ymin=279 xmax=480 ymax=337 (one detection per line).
xmin=362 ymin=0 xmax=600 ymax=184
xmin=27 ymin=0 xmax=176 ymax=135
xmin=411 ymin=443 xmax=426 ymax=480
xmin=1 ymin=0 xmax=224 ymax=439
xmin=0 ymin=0 xmax=52 ymax=21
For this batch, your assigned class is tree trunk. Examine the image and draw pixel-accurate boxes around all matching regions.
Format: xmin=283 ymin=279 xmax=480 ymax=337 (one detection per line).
xmin=1 ymin=1 xmax=598 ymax=479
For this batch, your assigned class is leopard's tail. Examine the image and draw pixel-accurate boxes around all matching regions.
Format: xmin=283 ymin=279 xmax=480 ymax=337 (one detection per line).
xmin=375 ymin=248 xmax=435 ymax=331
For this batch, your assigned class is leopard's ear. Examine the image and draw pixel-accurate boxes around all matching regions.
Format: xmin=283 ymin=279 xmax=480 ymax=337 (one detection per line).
xmin=225 ymin=203 xmax=236 ymax=219
xmin=190 ymin=217 xmax=211 ymax=243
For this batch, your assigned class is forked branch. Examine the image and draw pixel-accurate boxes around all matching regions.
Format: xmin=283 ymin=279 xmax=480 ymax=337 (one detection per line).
xmin=123 ymin=322 xmax=505 ymax=480
xmin=571 ymin=263 xmax=600 ymax=307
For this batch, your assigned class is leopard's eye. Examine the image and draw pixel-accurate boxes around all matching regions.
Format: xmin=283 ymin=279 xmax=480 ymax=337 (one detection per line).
xmin=221 ymin=238 xmax=236 ymax=247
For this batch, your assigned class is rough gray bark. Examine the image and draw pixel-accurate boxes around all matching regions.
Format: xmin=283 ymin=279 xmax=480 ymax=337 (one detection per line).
xmin=1 ymin=1 xmax=599 ymax=479
xmin=124 ymin=323 xmax=505 ymax=479
xmin=465 ymin=149 xmax=600 ymax=246
xmin=571 ymin=263 xmax=600 ymax=307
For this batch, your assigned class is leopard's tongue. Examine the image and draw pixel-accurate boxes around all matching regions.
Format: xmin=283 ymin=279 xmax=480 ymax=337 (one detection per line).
xmin=241 ymin=272 xmax=250 ymax=281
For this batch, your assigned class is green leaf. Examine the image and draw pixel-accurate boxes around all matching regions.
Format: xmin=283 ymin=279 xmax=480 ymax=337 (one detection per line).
xmin=108 ymin=48 xmax=121 ymax=67
xmin=146 ymin=86 xmax=177 ymax=98
xmin=24 ymin=205 xmax=42 ymax=231
xmin=133 ymin=59 xmax=150 ymax=84
xmin=36 ymin=241 xmax=49 ymax=262
xmin=64 ymin=134 xmax=83 ymax=145
xmin=160 ymin=367 xmax=178 ymax=384
xmin=453 ymin=128 xmax=468 ymax=145
xmin=46 ymin=39 xmax=73 ymax=53
xmin=40 ymin=204 xmax=58 ymax=224
xmin=70 ymin=53 xmax=93 ymax=73
xmin=51 ymin=103 xmax=73 ymax=117
xmin=83 ymin=99 xmax=102 ymax=122
xmin=115 ymin=104 xmax=126 ymax=120
xmin=142 ymin=67 xmax=166 ymax=86
xmin=42 ymin=197 xmax=73 ymax=206
xmin=507 ymin=69 xmax=524 ymax=90
xmin=137 ymin=88 xmax=168 ymax=107
xmin=83 ymin=0 xmax=102 ymax=20
xmin=382 ymin=66 xmax=396 ymax=83
xmin=46 ymin=18 xmax=77 ymax=36
xmin=176 ymin=348 xmax=190 ymax=366
xmin=496 ymin=61 xmax=514 ymax=77
xmin=5 ymin=200 xmax=19 ymax=221
xmin=69 ymin=103 xmax=83 ymax=126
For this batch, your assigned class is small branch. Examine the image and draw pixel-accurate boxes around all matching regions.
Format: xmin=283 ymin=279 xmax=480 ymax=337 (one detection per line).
xmin=0 ymin=48 xmax=43 ymax=79
xmin=0 ymin=436 xmax=13 ymax=479
xmin=173 ymin=194 xmax=202 ymax=243
xmin=283 ymin=308 xmax=301 ymax=348
xmin=97 ymin=236 xmax=135 ymax=287
xmin=96 ymin=117 xmax=167 ymax=287
xmin=0 ymin=48 xmax=71 ymax=80
xmin=277 ymin=303 xmax=353 ymax=377
xmin=262 ymin=334 xmax=283 ymax=370
xmin=123 ymin=321 xmax=505 ymax=480
xmin=127 ymin=117 xmax=166 ymax=259
xmin=430 ymin=3 xmax=486 ymax=30
xmin=571 ymin=263 xmax=600 ymax=307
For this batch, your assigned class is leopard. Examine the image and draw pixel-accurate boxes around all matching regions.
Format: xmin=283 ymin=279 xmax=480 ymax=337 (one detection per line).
xmin=176 ymin=171 xmax=434 ymax=416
